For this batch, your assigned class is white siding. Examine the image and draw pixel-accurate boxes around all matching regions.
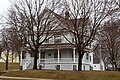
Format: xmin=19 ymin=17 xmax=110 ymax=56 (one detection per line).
xmin=93 ymin=64 xmax=101 ymax=70
xmin=21 ymin=49 xmax=103 ymax=70
xmin=25 ymin=53 xmax=31 ymax=60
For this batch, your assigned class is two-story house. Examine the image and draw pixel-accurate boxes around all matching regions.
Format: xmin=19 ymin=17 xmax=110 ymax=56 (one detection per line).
xmin=20 ymin=9 xmax=103 ymax=70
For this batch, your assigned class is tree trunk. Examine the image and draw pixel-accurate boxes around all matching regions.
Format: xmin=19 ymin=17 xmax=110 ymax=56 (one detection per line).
xmin=78 ymin=49 xmax=85 ymax=71
xmin=6 ymin=56 xmax=8 ymax=70
xmin=18 ymin=54 xmax=21 ymax=64
xmin=33 ymin=50 xmax=39 ymax=69
xmin=105 ymin=64 xmax=107 ymax=70
xmin=78 ymin=56 xmax=82 ymax=71
xmin=6 ymin=50 xmax=9 ymax=70
xmin=11 ymin=51 xmax=14 ymax=63
xmin=0 ymin=52 xmax=2 ymax=58
xmin=78 ymin=50 xmax=84 ymax=71
xmin=114 ymin=62 xmax=117 ymax=71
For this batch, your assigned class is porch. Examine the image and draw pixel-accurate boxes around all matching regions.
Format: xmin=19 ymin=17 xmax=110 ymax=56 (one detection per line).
xmin=20 ymin=48 xmax=91 ymax=70
xmin=21 ymin=57 xmax=91 ymax=70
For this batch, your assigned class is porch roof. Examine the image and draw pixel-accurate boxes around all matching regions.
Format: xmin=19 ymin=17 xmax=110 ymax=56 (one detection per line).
xmin=40 ymin=43 xmax=74 ymax=49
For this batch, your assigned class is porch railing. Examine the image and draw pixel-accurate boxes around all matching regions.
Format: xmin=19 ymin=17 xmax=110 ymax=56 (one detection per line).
xmin=22 ymin=58 xmax=91 ymax=70
xmin=39 ymin=58 xmax=78 ymax=64
xmin=22 ymin=58 xmax=32 ymax=70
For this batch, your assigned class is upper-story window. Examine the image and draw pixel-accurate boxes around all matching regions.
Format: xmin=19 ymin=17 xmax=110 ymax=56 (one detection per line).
xmin=54 ymin=35 xmax=62 ymax=43
xmin=86 ymin=53 xmax=89 ymax=60
xmin=72 ymin=37 xmax=74 ymax=43
xmin=45 ymin=39 xmax=49 ymax=43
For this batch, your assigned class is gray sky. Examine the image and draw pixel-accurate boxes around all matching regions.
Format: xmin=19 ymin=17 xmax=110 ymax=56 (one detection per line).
xmin=0 ymin=0 xmax=10 ymax=29
xmin=0 ymin=0 xmax=10 ymax=13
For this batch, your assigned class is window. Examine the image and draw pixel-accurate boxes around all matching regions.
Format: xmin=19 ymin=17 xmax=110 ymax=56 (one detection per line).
xmin=22 ymin=53 xmax=26 ymax=59
xmin=45 ymin=39 xmax=49 ymax=43
xmin=54 ymin=35 xmax=61 ymax=43
xmin=86 ymin=53 xmax=89 ymax=60
xmin=90 ymin=66 xmax=93 ymax=70
xmin=22 ymin=51 xmax=26 ymax=59
xmin=83 ymin=66 xmax=85 ymax=70
xmin=94 ymin=65 xmax=96 ymax=67
xmin=72 ymin=52 xmax=73 ymax=58
xmin=72 ymin=38 xmax=74 ymax=43
xmin=41 ymin=51 xmax=45 ymax=58
xmin=48 ymin=53 xmax=51 ymax=56
xmin=54 ymin=53 xmax=58 ymax=58
xmin=90 ymin=56 xmax=91 ymax=62
xmin=73 ymin=65 xmax=77 ymax=70
xmin=60 ymin=52 xmax=61 ymax=58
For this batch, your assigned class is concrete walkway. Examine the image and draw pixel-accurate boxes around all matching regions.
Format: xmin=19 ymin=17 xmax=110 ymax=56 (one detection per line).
xmin=0 ymin=76 xmax=52 ymax=80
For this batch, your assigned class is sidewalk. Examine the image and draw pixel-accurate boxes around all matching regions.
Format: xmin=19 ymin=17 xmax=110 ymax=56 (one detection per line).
xmin=0 ymin=76 xmax=52 ymax=80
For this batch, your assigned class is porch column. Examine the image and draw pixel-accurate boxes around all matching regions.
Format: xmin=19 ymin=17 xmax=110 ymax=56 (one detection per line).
xmin=58 ymin=48 xmax=60 ymax=63
xmin=73 ymin=48 xmax=76 ymax=63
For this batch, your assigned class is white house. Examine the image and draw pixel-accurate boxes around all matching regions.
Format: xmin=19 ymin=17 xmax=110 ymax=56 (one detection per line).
xmin=20 ymin=9 xmax=104 ymax=71
xmin=92 ymin=53 xmax=105 ymax=70
xmin=20 ymin=48 xmax=93 ymax=70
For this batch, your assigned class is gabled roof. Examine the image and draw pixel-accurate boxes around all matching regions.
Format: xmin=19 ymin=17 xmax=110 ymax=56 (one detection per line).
xmin=46 ymin=9 xmax=90 ymax=30
xmin=93 ymin=53 xmax=100 ymax=64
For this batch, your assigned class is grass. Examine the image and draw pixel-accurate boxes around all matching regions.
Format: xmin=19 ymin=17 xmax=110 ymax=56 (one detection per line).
xmin=0 ymin=62 xmax=19 ymax=72
xmin=0 ymin=62 xmax=19 ymax=79
xmin=1 ymin=70 xmax=120 ymax=80
xmin=0 ymin=62 xmax=120 ymax=80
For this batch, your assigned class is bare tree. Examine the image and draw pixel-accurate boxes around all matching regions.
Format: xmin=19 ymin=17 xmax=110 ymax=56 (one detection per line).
xmin=114 ymin=0 xmax=120 ymax=7
xmin=93 ymin=42 xmax=111 ymax=70
xmin=96 ymin=20 xmax=120 ymax=71
xmin=7 ymin=0 xmax=60 ymax=69
xmin=0 ymin=26 xmax=24 ymax=69
xmin=1 ymin=28 xmax=11 ymax=70
xmin=6 ymin=27 xmax=23 ymax=63
xmin=55 ymin=0 xmax=118 ymax=71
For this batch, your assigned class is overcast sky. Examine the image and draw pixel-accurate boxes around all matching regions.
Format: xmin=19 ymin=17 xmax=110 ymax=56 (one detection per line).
xmin=0 ymin=0 xmax=10 ymax=13
xmin=0 ymin=0 xmax=10 ymax=29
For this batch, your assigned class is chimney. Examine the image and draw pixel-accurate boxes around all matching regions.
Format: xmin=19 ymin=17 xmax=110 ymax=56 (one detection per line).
xmin=65 ymin=11 xmax=69 ymax=19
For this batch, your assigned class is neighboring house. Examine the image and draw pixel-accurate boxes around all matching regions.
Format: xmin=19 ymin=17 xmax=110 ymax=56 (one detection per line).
xmin=0 ymin=51 xmax=19 ymax=63
xmin=20 ymin=9 xmax=103 ymax=70
xmin=92 ymin=53 xmax=105 ymax=70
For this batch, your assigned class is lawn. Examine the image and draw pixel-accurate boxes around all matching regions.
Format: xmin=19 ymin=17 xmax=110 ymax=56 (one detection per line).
xmin=0 ymin=62 xmax=19 ymax=80
xmin=0 ymin=62 xmax=19 ymax=72
xmin=0 ymin=62 xmax=120 ymax=80
xmin=1 ymin=70 xmax=120 ymax=80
